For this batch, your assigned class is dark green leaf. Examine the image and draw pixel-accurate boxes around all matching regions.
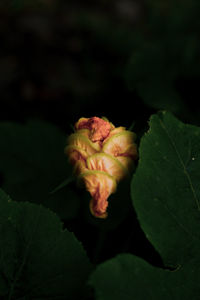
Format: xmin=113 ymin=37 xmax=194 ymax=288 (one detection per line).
xmin=90 ymin=253 xmax=199 ymax=300
xmin=0 ymin=121 xmax=79 ymax=219
xmin=90 ymin=112 xmax=200 ymax=299
xmin=0 ymin=189 xmax=92 ymax=299
xmin=132 ymin=111 xmax=200 ymax=266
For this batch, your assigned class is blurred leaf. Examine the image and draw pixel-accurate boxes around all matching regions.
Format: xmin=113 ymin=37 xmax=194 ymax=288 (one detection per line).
xmin=137 ymin=80 xmax=185 ymax=114
xmin=0 ymin=189 xmax=92 ymax=299
xmin=90 ymin=112 xmax=200 ymax=299
xmin=124 ymin=0 xmax=200 ymax=119
xmin=77 ymin=12 xmax=136 ymax=56
xmin=0 ymin=121 xmax=79 ymax=220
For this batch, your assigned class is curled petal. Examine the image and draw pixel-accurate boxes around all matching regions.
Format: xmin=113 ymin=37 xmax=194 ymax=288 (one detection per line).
xmin=103 ymin=131 xmax=137 ymax=159
xmin=120 ymin=144 xmax=138 ymax=159
xmin=116 ymin=156 xmax=135 ymax=171
xmin=75 ymin=118 xmax=89 ymax=130
xmin=75 ymin=129 xmax=101 ymax=149
xmin=76 ymin=129 xmax=90 ymax=138
xmin=74 ymin=160 xmax=87 ymax=175
xmin=78 ymin=170 xmax=117 ymax=218
xmin=67 ymin=133 xmax=100 ymax=154
xmin=86 ymin=153 xmax=128 ymax=182
xmin=65 ymin=145 xmax=88 ymax=163
xmin=103 ymin=126 xmax=126 ymax=143
xmin=75 ymin=116 xmax=112 ymax=142
xmin=101 ymin=117 xmax=115 ymax=130
xmin=65 ymin=145 xmax=87 ymax=175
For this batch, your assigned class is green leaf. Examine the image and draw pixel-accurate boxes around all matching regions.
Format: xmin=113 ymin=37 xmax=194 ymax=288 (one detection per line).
xmin=0 ymin=189 xmax=92 ymax=299
xmin=90 ymin=112 xmax=200 ymax=299
xmin=0 ymin=121 xmax=79 ymax=219
xmin=132 ymin=111 xmax=200 ymax=266
xmin=90 ymin=253 xmax=199 ymax=300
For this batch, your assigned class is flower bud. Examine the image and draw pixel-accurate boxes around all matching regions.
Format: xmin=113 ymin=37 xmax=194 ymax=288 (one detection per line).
xmin=65 ymin=117 xmax=137 ymax=218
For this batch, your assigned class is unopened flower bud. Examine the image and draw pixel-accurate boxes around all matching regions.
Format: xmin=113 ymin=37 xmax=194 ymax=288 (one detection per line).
xmin=65 ymin=117 xmax=137 ymax=218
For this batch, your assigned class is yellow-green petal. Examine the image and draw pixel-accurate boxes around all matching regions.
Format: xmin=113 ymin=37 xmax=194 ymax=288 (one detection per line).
xmin=64 ymin=145 xmax=88 ymax=162
xmin=68 ymin=133 xmax=100 ymax=154
xmin=86 ymin=152 xmax=128 ymax=182
xmin=78 ymin=170 xmax=117 ymax=218
xmin=102 ymin=131 xmax=137 ymax=158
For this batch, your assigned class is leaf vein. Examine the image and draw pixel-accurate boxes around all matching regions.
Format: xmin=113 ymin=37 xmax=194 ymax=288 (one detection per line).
xmin=157 ymin=197 xmax=199 ymax=241
xmin=159 ymin=118 xmax=200 ymax=211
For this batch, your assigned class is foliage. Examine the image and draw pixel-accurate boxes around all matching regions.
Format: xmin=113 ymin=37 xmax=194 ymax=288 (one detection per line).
xmin=0 ymin=189 xmax=92 ymax=299
xmin=1 ymin=112 xmax=200 ymax=299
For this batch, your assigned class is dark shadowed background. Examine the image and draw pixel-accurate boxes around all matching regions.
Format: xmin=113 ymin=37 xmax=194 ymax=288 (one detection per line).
xmin=1 ymin=0 xmax=200 ymax=272
xmin=1 ymin=0 xmax=200 ymax=135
